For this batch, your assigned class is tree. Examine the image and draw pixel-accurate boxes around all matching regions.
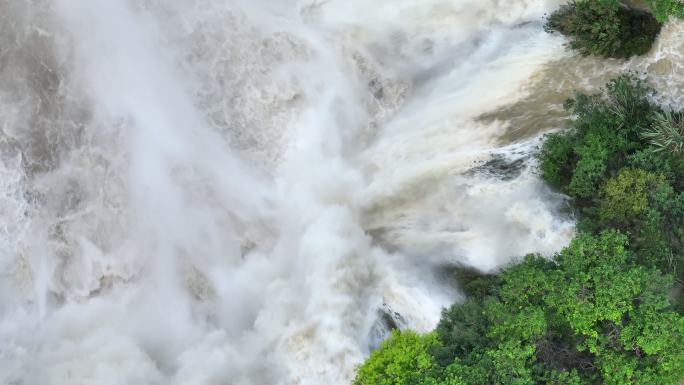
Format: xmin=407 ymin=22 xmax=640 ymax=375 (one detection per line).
xmin=598 ymin=169 xmax=668 ymax=226
xmin=545 ymin=1 xmax=661 ymax=58
xmin=538 ymin=75 xmax=655 ymax=202
xmin=435 ymin=232 xmax=684 ymax=384
xmin=353 ymin=330 xmax=442 ymax=385
xmin=539 ymin=75 xmax=684 ymax=305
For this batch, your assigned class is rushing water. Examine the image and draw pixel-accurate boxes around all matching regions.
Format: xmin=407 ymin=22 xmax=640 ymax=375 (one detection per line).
xmin=1 ymin=1 xmax=684 ymax=384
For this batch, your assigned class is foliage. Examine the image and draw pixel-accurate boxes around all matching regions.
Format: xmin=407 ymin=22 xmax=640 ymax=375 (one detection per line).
xmin=598 ymin=168 xmax=668 ymax=225
xmin=626 ymin=148 xmax=684 ymax=190
xmin=537 ymin=131 xmax=577 ymax=190
xmin=539 ymin=75 xmax=654 ymax=201
xmin=354 ymin=234 xmax=684 ymax=384
xmin=447 ymin=265 xmax=501 ymax=300
xmin=545 ymin=0 xmax=661 ymax=58
xmin=537 ymin=75 xmax=684 ymax=283
xmin=354 ymin=74 xmax=684 ymax=384
xmin=607 ymin=0 xmax=684 ymax=21
xmin=645 ymin=0 xmax=684 ymax=21
xmin=353 ymin=330 xmax=441 ymax=385
xmin=641 ymin=110 xmax=684 ymax=154
xmin=432 ymin=299 xmax=492 ymax=367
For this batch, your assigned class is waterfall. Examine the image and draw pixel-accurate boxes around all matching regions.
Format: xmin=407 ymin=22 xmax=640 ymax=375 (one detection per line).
xmin=1 ymin=1 xmax=682 ymax=384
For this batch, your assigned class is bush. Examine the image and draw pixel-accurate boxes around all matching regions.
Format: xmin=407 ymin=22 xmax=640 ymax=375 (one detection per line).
xmin=538 ymin=75 xmax=655 ymax=201
xmin=545 ymin=0 xmax=661 ymax=58
xmin=538 ymin=132 xmax=577 ymax=190
xmin=599 ymin=0 xmax=684 ymax=21
xmin=598 ymin=168 xmax=668 ymax=225
xmin=353 ymin=330 xmax=440 ymax=385
xmin=538 ymin=76 xmax=684 ymax=280
xmin=641 ymin=110 xmax=684 ymax=155
xmin=627 ymin=149 xmax=684 ymax=187
xmin=645 ymin=0 xmax=684 ymax=21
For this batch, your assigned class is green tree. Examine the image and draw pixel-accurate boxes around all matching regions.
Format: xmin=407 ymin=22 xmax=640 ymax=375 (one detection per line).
xmin=545 ymin=1 xmax=661 ymax=58
xmin=598 ymin=169 xmax=668 ymax=226
xmin=539 ymin=75 xmax=655 ymax=202
xmin=538 ymin=131 xmax=577 ymax=191
xmin=431 ymin=233 xmax=684 ymax=384
xmin=539 ymin=75 xmax=684 ymax=305
xmin=353 ymin=330 xmax=442 ymax=385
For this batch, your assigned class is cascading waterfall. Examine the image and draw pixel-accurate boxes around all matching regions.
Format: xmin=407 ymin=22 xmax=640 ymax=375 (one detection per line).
xmin=1 ymin=0 xmax=684 ymax=384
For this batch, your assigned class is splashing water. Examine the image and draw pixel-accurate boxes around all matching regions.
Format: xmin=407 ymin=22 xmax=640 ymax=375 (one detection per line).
xmin=2 ymin=0 xmax=684 ymax=384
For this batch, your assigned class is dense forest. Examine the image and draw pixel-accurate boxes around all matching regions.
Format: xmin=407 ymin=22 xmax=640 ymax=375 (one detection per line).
xmin=352 ymin=1 xmax=684 ymax=384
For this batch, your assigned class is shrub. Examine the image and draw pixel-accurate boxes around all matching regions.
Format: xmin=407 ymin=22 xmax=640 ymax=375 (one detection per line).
xmin=538 ymin=132 xmax=577 ymax=190
xmin=645 ymin=0 xmax=684 ymax=21
xmin=641 ymin=110 xmax=684 ymax=155
xmin=545 ymin=0 xmax=661 ymax=58
xmin=432 ymin=299 xmax=493 ymax=367
xmin=627 ymin=149 xmax=684 ymax=188
xmin=598 ymin=168 xmax=667 ymax=225
xmin=538 ymin=76 xmax=684 ymax=279
xmin=538 ymin=75 xmax=654 ymax=201
xmin=353 ymin=330 xmax=440 ymax=385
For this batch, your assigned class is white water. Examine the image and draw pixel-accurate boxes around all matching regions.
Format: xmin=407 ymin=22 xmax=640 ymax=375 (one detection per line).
xmin=1 ymin=1 xmax=683 ymax=384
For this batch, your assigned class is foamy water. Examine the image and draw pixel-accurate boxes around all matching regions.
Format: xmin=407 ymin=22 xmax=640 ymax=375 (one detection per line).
xmin=1 ymin=1 xmax=683 ymax=384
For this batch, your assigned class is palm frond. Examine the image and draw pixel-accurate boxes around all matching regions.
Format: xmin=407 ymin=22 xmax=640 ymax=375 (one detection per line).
xmin=641 ymin=110 xmax=684 ymax=155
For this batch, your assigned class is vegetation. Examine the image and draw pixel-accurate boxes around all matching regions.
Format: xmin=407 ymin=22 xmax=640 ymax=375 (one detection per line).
xmin=645 ymin=0 xmax=684 ymax=21
xmin=538 ymin=75 xmax=684 ymax=285
xmin=354 ymin=234 xmax=684 ymax=384
xmin=545 ymin=1 xmax=661 ymax=58
xmin=619 ymin=0 xmax=684 ymax=22
xmin=642 ymin=111 xmax=684 ymax=154
xmin=353 ymin=330 xmax=440 ymax=385
xmin=352 ymin=76 xmax=684 ymax=384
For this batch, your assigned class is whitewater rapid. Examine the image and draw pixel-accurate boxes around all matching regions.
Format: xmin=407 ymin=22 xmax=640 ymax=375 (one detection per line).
xmin=1 ymin=1 xmax=684 ymax=384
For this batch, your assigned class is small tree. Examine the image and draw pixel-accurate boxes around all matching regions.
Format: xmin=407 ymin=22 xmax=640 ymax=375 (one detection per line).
xmin=598 ymin=169 xmax=668 ymax=225
xmin=353 ymin=330 xmax=442 ymax=385
xmin=545 ymin=0 xmax=661 ymax=58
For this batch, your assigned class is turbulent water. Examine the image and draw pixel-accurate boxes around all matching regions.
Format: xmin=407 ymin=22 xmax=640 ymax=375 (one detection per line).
xmin=1 ymin=1 xmax=684 ymax=384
